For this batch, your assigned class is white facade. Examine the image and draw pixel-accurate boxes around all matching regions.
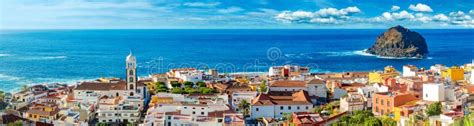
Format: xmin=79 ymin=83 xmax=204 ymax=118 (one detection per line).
xmin=332 ymin=88 xmax=347 ymax=99
xmin=97 ymin=96 xmax=142 ymax=123
xmin=231 ymin=91 xmax=258 ymax=111
xmin=268 ymin=66 xmax=283 ymax=76
xmin=423 ymin=83 xmax=445 ymax=102
xmin=174 ymin=70 xmax=203 ymax=83
xmin=251 ymin=104 xmax=312 ymax=119
xmin=143 ymin=94 xmax=239 ymax=126
xmin=340 ymin=93 xmax=365 ymax=112
xmin=403 ymin=65 xmax=417 ymax=77
xmin=471 ymin=60 xmax=474 ymax=84
xmin=307 ymin=81 xmax=328 ymax=98
xmin=269 ymin=86 xmax=306 ymax=92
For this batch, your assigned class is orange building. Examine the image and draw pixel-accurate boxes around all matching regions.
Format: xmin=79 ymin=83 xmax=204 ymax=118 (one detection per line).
xmin=372 ymin=92 xmax=419 ymax=116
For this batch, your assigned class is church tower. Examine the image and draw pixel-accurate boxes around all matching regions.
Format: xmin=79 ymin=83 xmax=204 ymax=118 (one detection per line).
xmin=126 ymin=51 xmax=137 ymax=92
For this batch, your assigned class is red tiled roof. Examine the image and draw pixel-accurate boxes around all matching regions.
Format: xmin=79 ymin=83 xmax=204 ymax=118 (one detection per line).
xmin=75 ymin=81 xmax=126 ymax=91
xmin=270 ymin=80 xmax=306 ymax=87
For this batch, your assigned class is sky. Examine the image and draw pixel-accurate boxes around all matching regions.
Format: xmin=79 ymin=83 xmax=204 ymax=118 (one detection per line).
xmin=1 ymin=0 xmax=473 ymax=29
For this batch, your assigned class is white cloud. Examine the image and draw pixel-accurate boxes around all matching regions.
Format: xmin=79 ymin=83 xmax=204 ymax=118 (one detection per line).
xmin=409 ymin=3 xmax=433 ymax=12
xmin=448 ymin=11 xmax=474 ymax=27
xmin=391 ymin=6 xmax=400 ymax=11
xmin=470 ymin=10 xmax=474 ymax=15
xmin=218 ymin=6 xmax=244 ymax=14
xmin=276 ymin=6 xmax=361 ymax=24
xmin=433 ymin=14 xmax=449 ymax=22
xmin=182 ymin=2 xmax=220 ymax=7
xmin=374 ymin=10 xmax=415 ymax=21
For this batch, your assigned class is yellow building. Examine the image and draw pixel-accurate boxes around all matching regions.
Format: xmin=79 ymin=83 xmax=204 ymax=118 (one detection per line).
xmin=442 ymin=66 xmax=464 ymax=82
xmin=369 ymin=66 xmax=400 ymax=84
xmin=26 ymin=103 xmax=60 ymax=122
xmin=393 ymin=100 xmax=419 ymax=121
xmin=149 ymin=96 xmax=174 ymax=106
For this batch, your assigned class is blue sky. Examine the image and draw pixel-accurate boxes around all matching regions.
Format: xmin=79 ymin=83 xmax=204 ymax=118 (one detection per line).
xmin=1 ymin=0 xmax=473 ymax=29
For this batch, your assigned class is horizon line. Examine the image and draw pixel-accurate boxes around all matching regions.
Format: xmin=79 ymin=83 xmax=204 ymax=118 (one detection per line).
xmin=2 ymin=27 xmax=474 ymax=30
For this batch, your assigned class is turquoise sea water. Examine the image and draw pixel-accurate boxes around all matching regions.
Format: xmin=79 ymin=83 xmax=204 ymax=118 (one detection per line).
xmin=0 ymin=29 xmax=473 ymax=91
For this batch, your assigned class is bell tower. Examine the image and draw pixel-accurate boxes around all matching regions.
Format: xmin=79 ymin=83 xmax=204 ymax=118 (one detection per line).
xmin=126 ymin=51 xmax=137 ymax=92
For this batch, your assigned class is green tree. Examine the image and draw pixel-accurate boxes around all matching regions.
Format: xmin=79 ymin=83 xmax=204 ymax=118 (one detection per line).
xmin=426 ymin=102 xmax=442 ymax=116
xmin=200 ymin=87 xmax=215 ymax=94
xmin=313 ymin=106 xmax=324 ymax=113
xmin=238 ymin=100 xmax=251 ymax=117
xmin=171 ymin=88 xmax=184 ymax=94
xmin=380 ymin=117 xmax=397 ymax=126
xmin=171 ymin=81 xmax=181 ymax=88
xmin=364 ymin=117 xmax=382 ymax=126
xmin=196 ymin=81 xmax=206 ymax=87
xmin=7 ymin=120 xmax=23 ymax=126
xmin=259 ymin=80 xmax=267 ymax=92
xmin=155 ymin=82 xmax=168 ymax=93
xmin=184 ymin=81 xmax=194 ymax=88
xmin=282 ymin=112 xmax=293 ymax=122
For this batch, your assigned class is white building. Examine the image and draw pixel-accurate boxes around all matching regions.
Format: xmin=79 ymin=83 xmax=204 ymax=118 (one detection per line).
xmin=268 ymin=65 xmax=309 ymax=77
xmin=96 ymin=96 xmax=142 ymax=123
xmin=471 ymin=60 xmax=474 ymax=84
xmin=403 ymin=65 xmax=418 ymax=77
xmin=231 ymin=91 xmax=258 ymax=112
xmin=168 ymin=68 xmax=203 ymax=83
xmin=71 ymin=52 xmax=147 ymax=123
xmin=143 ymin=94 xmax=244 ymax=126
xmin=340 ymin=92 xmax=366 ymax=112
xmin=250 ymin=90 xmax=313 ymax=119
xmin=269 ymin=80 xmax=307 ymax=92
xmin=356 ymin=84 xmax=388 ymax=109
xmin=423 ymin=83 xmax=445 ymax=102
xmin=430 ymin=64 xmax=447 ymax=75
xmin=306 ymin=79 xmax=327 ymax=99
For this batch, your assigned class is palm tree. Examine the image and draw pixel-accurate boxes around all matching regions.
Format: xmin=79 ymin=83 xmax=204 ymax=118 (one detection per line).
xmin=238 ymin=100 xmax=251 ymax=117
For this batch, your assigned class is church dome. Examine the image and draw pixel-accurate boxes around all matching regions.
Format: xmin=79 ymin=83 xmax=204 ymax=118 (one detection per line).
xmin=126 ymin=51 xmax=136 ymax=61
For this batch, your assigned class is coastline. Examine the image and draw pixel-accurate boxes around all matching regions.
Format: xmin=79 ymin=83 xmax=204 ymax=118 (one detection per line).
xmin=356 ymin=49 xmax=425 ymax=60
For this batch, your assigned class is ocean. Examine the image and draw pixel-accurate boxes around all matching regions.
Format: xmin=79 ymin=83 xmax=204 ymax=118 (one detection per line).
xmin=0 ymin=29 xmax=473 ymax=91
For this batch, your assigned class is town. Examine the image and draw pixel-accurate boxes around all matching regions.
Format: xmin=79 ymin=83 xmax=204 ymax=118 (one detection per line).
xmin=0 ymin=53 xmax=473 ymax=126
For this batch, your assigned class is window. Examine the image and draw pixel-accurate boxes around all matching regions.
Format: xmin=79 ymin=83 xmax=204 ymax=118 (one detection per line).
xmin=297 ymin=106 xmax=300 ymax=110
xmin=129 ymin=84 xmax=134 ymax=90
xmin=184 ymin=107 xmax=187 ymax=109
xmin=129 ymin=70 xmax=134 ymax=75
xmin=256 ymin=108 xmax=259 ymax=111
xmin=288 ymin=106 xmax=291 ymax=110
xmin=387 ymin=101 xmax=390 ymax=106
xmin=193 ymin=111 xmax=196 ymax=114
xmin=201 ymin=112 xmax=204 ymax=115
xmin=306 ymin=106 xmax=309 ymax=110
xmin=381 ymin=99 xmax=384 ymax=105
xmin=280 ymin=106 xmax=284 ymax=110
xmin=129 ymin=77 xmax=134 ymax=83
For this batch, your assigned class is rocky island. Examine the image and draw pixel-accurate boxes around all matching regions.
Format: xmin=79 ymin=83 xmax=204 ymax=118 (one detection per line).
xmin=366 ymin=25 xmax=428 ymax=58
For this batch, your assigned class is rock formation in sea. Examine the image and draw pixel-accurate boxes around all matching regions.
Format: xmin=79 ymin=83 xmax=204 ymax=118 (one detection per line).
xmin=366 ymin=25 xmax=428 ymax=58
